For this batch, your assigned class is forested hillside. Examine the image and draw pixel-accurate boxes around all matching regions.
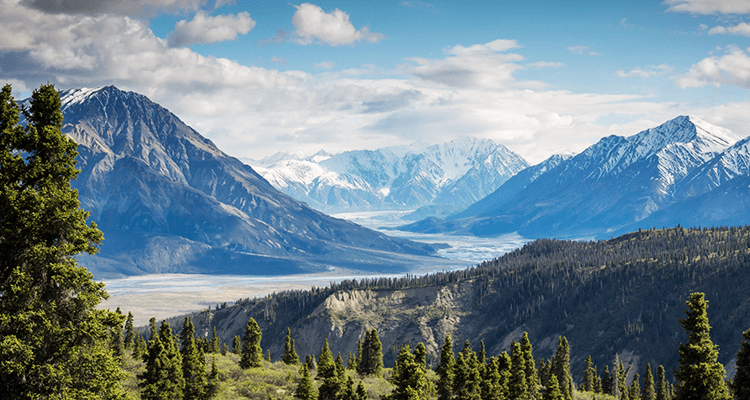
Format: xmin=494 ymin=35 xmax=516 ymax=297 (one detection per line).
xmin=164 ymin=226 xmax=750 ymax=383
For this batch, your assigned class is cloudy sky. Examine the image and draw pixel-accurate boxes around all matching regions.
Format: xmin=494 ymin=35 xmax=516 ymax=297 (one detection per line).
xmin=2 ymin=0 xmax=750 ymax=163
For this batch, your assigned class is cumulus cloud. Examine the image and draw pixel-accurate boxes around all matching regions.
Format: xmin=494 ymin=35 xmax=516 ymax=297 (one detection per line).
xmin=291 ymin=3 xmax=385 ymax=46
xmin=20 ymin=0 xmax=206 ymax=16
xmin=617 ymin=64 xmax=673 ymax=78
xmin=168 ymin=11 xmax=255 ymax=47
xmin=664 ymin=0 xmax=750 ymax=14
xmin=707 ymin=22 xmax=750 ymax=36
xmin=675 ymin=46 xmax=750 ymax=89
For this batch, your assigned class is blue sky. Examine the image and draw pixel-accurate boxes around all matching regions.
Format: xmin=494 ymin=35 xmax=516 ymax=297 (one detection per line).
xmin=2 ymin=0 xmax=750 ymax=163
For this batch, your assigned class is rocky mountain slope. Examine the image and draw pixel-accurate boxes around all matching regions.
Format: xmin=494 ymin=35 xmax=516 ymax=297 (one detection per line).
xmin=251 ymin=138 xmax=529 ymax=216
xmin=46 ymin=86 xmax=438 ymax=278
xmin=399 ymin=116 xmax=747 ymax=238
xmin=166 ymin=226 xmax=750 ymax=383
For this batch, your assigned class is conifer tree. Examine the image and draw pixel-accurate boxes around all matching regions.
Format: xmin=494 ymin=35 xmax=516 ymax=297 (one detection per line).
xmin=365 ymin=329 xmax=383 ymax=377
xmin=295 ymin=364 xmax=318 ymax=400
xmin=521 ymin=332 xmax=540 ymax=399
xmin=124 ymin=311 xmax=135 ymax=350
xmin=284 ymin=327 xmax=300 ymax=365
xmin=479 ymin=340 xmax=487 ymax=366
xmin=732 ymin=328 xmax=750 ymax=400
xmin=181 ymin=317 xmax=207 ymax=400
xmin=318 ymin=338 xmax=335 ymax=379
xmin=482 ymin=356 xmax=508 ymax=400
xmin=240 ymin=317 xmax=264 ymax=369
xmin=391 ymin=345 xmax=429 ymax=400
xmin=134 ymin=332 xmax=147 ymax=359
xmin=0 ymin=84 xmax=127 ymax=399
xmin=110 ymin=307 xmax=125 ymax=361
xmin=509 ymin=341 xmax=531 ymax=400
xmin=602 ymin=365 xmax=613 ymax=395
xmin=233 ymin=335 xmax=242 ymax=355
xmin=551 ymin=337 xmax=572 ymax=400
xmin=582 ymin=355 xmax=594 ymax=392
xmin=140 ymin=320 xmax=186 ymax=399
xmin=618 ymin=360 xmax=629 ymax=400
xmin=414 ymin=342 xmax=427 ymax=370
xmin=642 ymin=364 xmax=655 ymax=400
xmin=544 ymin=374 xmax=565 ymax=400
xmin=655 ymin=366 xmax=668 ymax=400
xmin=210 ymin=326 xmax=220 ymax=354
xmin=356 ymin=381 xmax=368 ymax=400
xmin=436 ymin=334 xmax=455 ymax=400
xmin=208 ymin=356 xmax=219 ymax=397
xmin=674 ymin=293 xmax=730 ymax=400
xmin=267 ymin=349 xmax=272 ymax=362
xmin=355 ymin=338 xmax=363 ymax=370
xmin=453 ymin=350 xmax=482 ymax=400
xmin=306 ymin=354 xmax=318 ymax=370
xmin=348 ymin=352 xmax=357 ymax=370
xmin=319 ymin=353 xmax=346 ymax=400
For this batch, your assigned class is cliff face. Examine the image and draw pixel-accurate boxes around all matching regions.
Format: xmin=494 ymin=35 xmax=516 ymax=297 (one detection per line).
xmin=167 ymin=227 xmax=750 ymax=382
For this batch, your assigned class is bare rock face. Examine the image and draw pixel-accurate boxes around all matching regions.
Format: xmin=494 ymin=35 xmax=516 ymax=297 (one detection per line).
xmin=50 ymin=86 xmax=437 ymax=277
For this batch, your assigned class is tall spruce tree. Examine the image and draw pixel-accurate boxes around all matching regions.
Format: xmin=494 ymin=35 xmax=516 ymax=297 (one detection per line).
xmin=390 ymin=345 xmax=429 ymax=400
xmin=232 ymin=335 xmax=241 ymax=355
xmin=240 ymin=317 xmax=264 ymax=369
xmin=181 ymin=317 xmax=207 ymax=400
xmin=295 ymin=364 xmax=318 ymax=400
xmin=110 ymin=307 xmax=125 ymax=361
xmin=453 ymin=348 xmax=481 ymax=400
xmin=124 ymin=312 xmax=135 ymax=350
xmin=509 ymin=341 xmax=531 ymax=400
xmin=435 ymin=334 xmax=455 ymax=400
xmin=318 ymin=338 xmax=335 ymax=379
xmin=521 ymin=332 xmax=540 ymax=399
xmin=642 ymin=364 xmax=655 ymax=400
xmin=551 ymin=337 xmax=572 ymax=400
xmin=210 ymin=326 xmax=220 ymax=354
xmin=655 ymin=366 xmax=668 ymax=400
xmin=544 ymin=374 xmax=565 ymax=400
xmin=674 ymin=292 xmax=730 ymax=400
xmin=140 ymin=320 xmax=185 ymax=399
xmin=733 ymin=328 xmax=750 ymax=400
xmin=365 ymin=329 xmax=383 ymax=377
xmin=284 ymin=327 xmax=300 ymax=365
xmin=582 ymin=355 xmax=595 ymax=392
xmin=0 ymin=84 xmax=127 ymax=398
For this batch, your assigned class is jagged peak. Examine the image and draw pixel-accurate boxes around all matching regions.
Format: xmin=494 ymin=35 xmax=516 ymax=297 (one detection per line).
xmin=632 ymin=115 xmax=741 ymax=150
xmin=58 ymin=85 xmax=156 ymax=113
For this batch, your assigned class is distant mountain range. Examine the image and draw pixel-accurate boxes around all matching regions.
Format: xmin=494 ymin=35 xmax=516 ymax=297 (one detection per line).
xmin=43 ymin=86 xmax=438 ymax=278
xmin=249 ymin=137 xmax=529 ymax=218
xmin=399 ymin=116 xmax=749 ymax=238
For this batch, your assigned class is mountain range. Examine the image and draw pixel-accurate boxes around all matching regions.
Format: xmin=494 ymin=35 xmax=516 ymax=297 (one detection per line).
xmin=249 ymin=137 xmax=529 ymax=218
xmin=399 ymin=115 xmax=749 ymax=238
xmin=42 ymin=86 xmax=439 ymax=278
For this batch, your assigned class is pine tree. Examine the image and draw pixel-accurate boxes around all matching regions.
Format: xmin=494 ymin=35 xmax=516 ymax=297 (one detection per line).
xmin=124 ymin=312 xmax=136 ymax=350
xmin=391 ymin=345 xmax=429 ymax=400
xmin=319 ymin=353 xmax=346 ymax=400
xmin=181 ymin=317 xmax=208 ymax=400
xmin=306 ymin=354 xmax=318 ymax=371
xmin=521 ymin=332 xmax=540 ymax=399
xmin=674 ymin=293 xmax=730 ymax=400
xmin=509 ymin=341 xmax=531 ymax=400
xmin=618 ymin=360 xmax=629 ymax=400
xmin=582 ymin=355 xmax=595 ymax=392
xmin=267 ymin=349 xmax=272 ymax=362
xmin=414 ymin=342 xmax=427 ymax=370
xmin=356 ymin=381 xmax=368 ymax=400
xmin=655 ymin=365 xmax=668 ymax=400
xmin=365 ymin=329 xmax=384 ymax=377
xmin=481 ymin=356 xmax=508 ymax=400
xmin=435 ymin=334 xmax=455 ymax=400
xmin=602 ymin=365 xmax=613 ymax=395
xmin=284 ymin=328 xmax=300 ymax=365
xmin=0 ymin=84 xmax=126 ymax=398
xmin=479 ymin=340 xmax=487 ymax=366
xmin=630 ymin=373 xmax=642 ymax=400
xmin=134 ymin=332 xmax=147 ymax=359
xmin=355 ymin=338 xmax=363 ymax=371
xmin=551 ymin=337 xmax=572 ymax=400
xmin=233 ymin=335 xmax=242 ymax=355
xmin=208 ymin=356 xmax=219 ymax=397
xmin=240 ymin=317 xmax=264 ymax=369
xmin=295 ymin=364 xmax=318 ymax=400
xmin=642 ymin=364 xmax=655 ymax=400
xmin=544 ymin=374 xmax=565 ymax=400
xmin=110 ymin=307 xmax=125 ymax=361
xmin=210 ymin=326 xmax=220 ymax=354
xmin=733 ymin=328 xmax=750 ymax=400
xmin=140 ymin=320 xmax=186 ymax=399
xmin=318 ymin=338 xmax=335 ymax=379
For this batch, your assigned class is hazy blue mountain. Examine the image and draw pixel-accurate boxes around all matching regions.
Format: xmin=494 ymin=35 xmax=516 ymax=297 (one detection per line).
xmin=49 ymin=86 xmax=437 ymax=278
xmin=251 ymin=137 xmax=529 ymax=215
xmin=398 ymin=116 xmax=745 ymax=238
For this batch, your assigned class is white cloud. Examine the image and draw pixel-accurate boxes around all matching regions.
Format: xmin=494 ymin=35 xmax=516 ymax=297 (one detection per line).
xmin=291 ymin=3 xmax=385 ymax=46
xmin=20 ymin=0 xmax=207 ymax=16
xmin=528 ymin=61 xmax=565 ymax=68
xmin=315 ymin=61 xmax=335 ymax=69
xmin=663 ymin=0 xmax=750 ymax=14
xmin=617 ymin=64 xmax=674 ymax=78
xmin=168 ymin=12 xmax=255 ymax=47
xmin=707 ymin=22 xmax=750 ymax=36
xmin=675 ymin=46 xmax=750 ymax=89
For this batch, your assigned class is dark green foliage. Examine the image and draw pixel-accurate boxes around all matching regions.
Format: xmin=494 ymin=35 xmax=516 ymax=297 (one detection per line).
xmin=0 ymin=84 xmax=126 ymax=399
xmin=233 ymin=335 xmax=241 ymax=355
xmin=134 ymin=332 xmax=147 ymax=359
xmin=521 ymin=332 xmax=539 ymax=398
xmin=544 ymin=373 xmax=565 ymax=400
xmin=551 ymin=337 xmax=572 ymax=400
xmin=478 ymin=340 xmax=486 ymax=366
xmin=111 ymin=307 xmax=126 ymax=361
xmin=295 ymin=364 xmax=317 ymax=400
xmin=453 ymin=350 xmax=481 ymax=400
xmin=319 ymin=352 xmax=346 ymax=400
xmin=583 ymin=355 xmax=595 ymax=392
xmin=124 ymin=312 xmax=135 ymax=350
xmin=732 ymin=328 xmax=750 ymax=400
xmin=318 ymin=339 xmax=335 ymax=379
xmin=655 ymin=365 xmax=668 ymax=400
xmin=390 ymin=345 xmax=429 ymax=400
xmin=629 ymin=373 xmax=641 ymax=400
xmin=357 ymin=329 xmax=383 ymax=377
xmin=210 ymin=326 xmax=220 ymax=354
xmin=267 ymin=349 xmax=272 ymax=362
xmin=674 ymin=293 xmax=730 ymax=400
xmin=642 ymin=364 xmax=655 ymax=400
xmin=414 ymin=342 xmax=427 ymax=370
xmin=208 ymin=356 xmax=219 ymax=397
xmin=140 ymin=320 xmax=185 ymax=399
xmin=481 ymin=356 xmax=508 ymax=400
xmin=240 ymin=317 xmax=264 ymax=369
xmin=180 ymin=317 xmax=207 ymax=400
xmin=509 ymin=341 xmax=531 ymax=400
xmin=602 ymin=365 xmax=613 ymax=395
xmin=356 ymin=381 xmax=368 ymax=400
xmin=306 ymin=354 xmax=317 ymax=370
xmin=347 ymin=352 xmax=357 ymax=370
xmin=283 ymin=328 xmax=300 ymax=365
xmin=435 ymin=334 xmax=455 ymax=400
